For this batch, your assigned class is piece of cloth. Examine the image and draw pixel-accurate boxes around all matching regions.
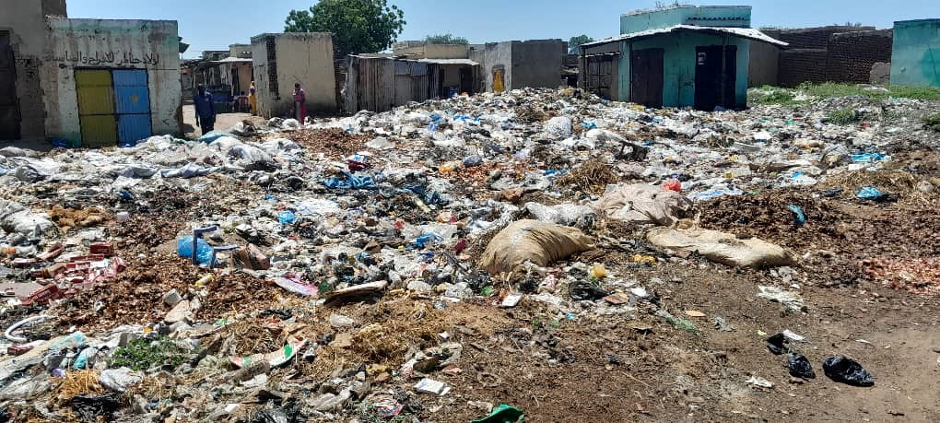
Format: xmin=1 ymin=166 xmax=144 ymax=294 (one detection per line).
xmin=293 ymin=88 xmax=307 ymax=123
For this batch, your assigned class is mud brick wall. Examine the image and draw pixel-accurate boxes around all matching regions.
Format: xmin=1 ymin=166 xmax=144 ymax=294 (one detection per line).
xmin=776 ymin=26 xmax=873 ymax=49
xmin=825 ymin=29 xmax=893 ymax=83
xmin=777 ymin=49 xmax=828 ymax=87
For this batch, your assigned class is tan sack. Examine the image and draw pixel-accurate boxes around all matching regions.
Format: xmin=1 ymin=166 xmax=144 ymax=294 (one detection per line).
xmin=593 ymin=184 xmax=692 ymax=226
xmin=479 ymin=219 xmax=594 ymax=275
xmin=647 ymin=226 xmax=796 ymax=268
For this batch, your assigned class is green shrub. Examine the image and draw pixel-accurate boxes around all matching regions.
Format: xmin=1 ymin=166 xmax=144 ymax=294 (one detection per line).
xmin=826 ymin=108 xmax=858 ymax=125
xmin=923 ymin=113 xmax=940 ymax=132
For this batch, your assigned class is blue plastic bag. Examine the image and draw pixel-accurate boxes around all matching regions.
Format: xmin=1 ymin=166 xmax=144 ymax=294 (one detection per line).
xmin=278 ymin=210 xmax=296 ymax=224
xmin=177 ymin=236 xmax=214 ymax=265
xmin=787 ymin=204 xmax=806 ymax=226
xmin=850 ymin=153 xmax=885 ymax=163
xmin=413 ymin=233 xmax=442 ymax=249
xmin=402 ymin=184 xmax=448 ymax=206
xmin=197 ymin=131 xmax=229 ymax=143
xmin=856 ymin=186 xmax=883 ymax=200
xmin=322 ymin=171 xmax=378 ymax=190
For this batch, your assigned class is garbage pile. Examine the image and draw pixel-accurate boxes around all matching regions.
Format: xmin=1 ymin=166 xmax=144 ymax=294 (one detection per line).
xmin=0 ymin=87 xmax=938 ymax=422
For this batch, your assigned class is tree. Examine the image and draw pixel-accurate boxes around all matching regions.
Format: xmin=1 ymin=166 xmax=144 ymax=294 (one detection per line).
xmin=568 ymin=34 xmax=594 ymax=54
xmin=285 ymin=0 xmax=406 ymax=57
xmin=424 ymin=34 xmax=469 ymax=45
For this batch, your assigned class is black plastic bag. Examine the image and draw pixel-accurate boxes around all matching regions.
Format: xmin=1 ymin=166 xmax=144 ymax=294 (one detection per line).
xmin=71 ymin=393 xmax=121 ymax=422
xmin=569 ymin=280 xmax=608 ymax=300
xmin=251 ymin=399 xmax=305 ymax=423
xmin=766 ymin=333 xmax=788 ymax=355
xmin=823 ymin=355 xmax=874 ymax=386
xmin=787 ymin=353 xmax=816 ymax=379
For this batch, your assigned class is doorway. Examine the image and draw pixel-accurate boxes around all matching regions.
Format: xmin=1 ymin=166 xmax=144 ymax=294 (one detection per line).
xmin=0 ymin=31 xmax=20 ymax=140
xmin=459 ymin=66 xmax=473 ymax=94
xmin=630 ymin=48 xmax=664 ymax=107
xmin=694 ymin=45 xmax=736 ymax=110
xmin=75 ymin=69 xmax=152 ymax=147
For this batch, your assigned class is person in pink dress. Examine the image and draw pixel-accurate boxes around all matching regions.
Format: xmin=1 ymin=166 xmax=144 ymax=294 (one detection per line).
xmin=293 ymin=83 xmax=307 ymax=123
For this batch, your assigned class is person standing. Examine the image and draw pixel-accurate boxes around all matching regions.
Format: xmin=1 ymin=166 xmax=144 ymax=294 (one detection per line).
xmin=248 ymin=81 xmax=257 ymax=115
xmin=193 ymin=84 xmax=216 ymax=135
xmin=293 ymin=82 xmax=307 ymax=123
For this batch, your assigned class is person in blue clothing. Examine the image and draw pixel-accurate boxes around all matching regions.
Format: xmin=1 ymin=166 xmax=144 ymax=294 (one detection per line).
xmin=193 ymin=84 xmax=216 ymax=135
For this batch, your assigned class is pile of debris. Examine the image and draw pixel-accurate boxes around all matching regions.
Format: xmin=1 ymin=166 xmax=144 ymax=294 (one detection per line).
xmin=0 ymin=87 xmax=937 ymax=422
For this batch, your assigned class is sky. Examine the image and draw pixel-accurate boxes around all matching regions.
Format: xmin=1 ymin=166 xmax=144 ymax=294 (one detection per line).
xmin=66 ymin=0 xmax=941 ymax=59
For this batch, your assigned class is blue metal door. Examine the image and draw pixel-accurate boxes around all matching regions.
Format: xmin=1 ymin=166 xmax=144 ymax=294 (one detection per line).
xmin=112 ymin=70 xmax=151 ymax=145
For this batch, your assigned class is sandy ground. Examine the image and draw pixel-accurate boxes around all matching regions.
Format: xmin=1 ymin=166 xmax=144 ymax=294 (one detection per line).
xmin=181 ymin=104 xmax=266 ymax=139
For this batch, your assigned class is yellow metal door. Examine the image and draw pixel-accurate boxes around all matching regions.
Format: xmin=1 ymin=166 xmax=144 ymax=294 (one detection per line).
xmin=75 ymin=69 xmax=117 ymax=147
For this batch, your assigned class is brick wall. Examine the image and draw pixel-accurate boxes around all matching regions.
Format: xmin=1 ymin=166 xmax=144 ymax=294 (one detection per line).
xmin=825 ymin=29 xmax=893 ymax=83
xmin=776 ymin=26 xmax=874 ymax=49
xmin=777 ymin=49 xmax=829 ymax=87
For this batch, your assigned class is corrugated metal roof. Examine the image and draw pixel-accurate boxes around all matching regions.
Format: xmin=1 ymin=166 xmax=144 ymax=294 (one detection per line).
xmin=213 ymin=57 xmax=253 ymax=63
xmin=416 ymin=58 xmax=479 ymax=66
xmin=582 ymin=25 xmax=788 ymax=47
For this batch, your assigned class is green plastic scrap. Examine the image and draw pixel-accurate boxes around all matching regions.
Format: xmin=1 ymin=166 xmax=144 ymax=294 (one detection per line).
xmin=471 ymin=404 xmax=525 ymax=423
xmin=655 ymin=310 xmax=698 ymax=333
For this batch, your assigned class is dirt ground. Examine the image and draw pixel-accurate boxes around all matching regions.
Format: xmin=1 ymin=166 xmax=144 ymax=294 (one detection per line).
xmin=181 ymin=104 xmax=266 ymax=138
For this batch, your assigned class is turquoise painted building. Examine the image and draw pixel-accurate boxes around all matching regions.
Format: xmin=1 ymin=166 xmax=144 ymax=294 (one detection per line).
xmin=890 ymin=19 xmax=940 ymax=88
xmin=580 ymin=5 xmax=785 ymax=109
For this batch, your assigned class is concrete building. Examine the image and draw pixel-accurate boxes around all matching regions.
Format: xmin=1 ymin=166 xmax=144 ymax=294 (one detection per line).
xmin=478 ymin=40 xmax=566 ymax=93
xmin=1 ymin=0 xmax=68 ymax=141
xmin=890 ymin=19 xmax=940 ymax=88
xmin=250 ymin=32 xmax=337 ymax=118
xmin=393 ymin=41 xmax=472 ymax=60
xmin=580 ymin=5 xmax=785 ymax=109
xmin=1 ymin=0 xmax=182 ymax=147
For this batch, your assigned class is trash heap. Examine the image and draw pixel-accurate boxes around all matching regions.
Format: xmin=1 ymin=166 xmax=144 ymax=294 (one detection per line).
xmin=0 ymin=87 xmax=938 ymax=422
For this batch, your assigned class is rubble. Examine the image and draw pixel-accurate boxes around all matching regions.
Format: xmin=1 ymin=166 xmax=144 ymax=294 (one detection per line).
xmin=0 ymin=87 xmax=938 ymax=422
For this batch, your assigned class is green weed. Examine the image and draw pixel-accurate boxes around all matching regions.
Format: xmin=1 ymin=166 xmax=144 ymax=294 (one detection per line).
xmin=826 ymin=108 xmax=858 ymax=125
xmin=110 ymin=337 xmax=195 ymax=371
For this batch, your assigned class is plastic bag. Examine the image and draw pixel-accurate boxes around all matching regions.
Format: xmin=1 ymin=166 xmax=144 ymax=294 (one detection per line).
xmin=278 ymin=211 xmax=296 ymax=224
xmin=788 ymin=354 xmax=816 ymax=379
xmin=478 ymin=219 xmax=594 ymax=276
xmin=177 ymin=236 xmax=214 ymax=266
xmin=472 ymin=404 xmax=525 ymax=423
xmin=546 ymin=116 xmax=573 ymax=139
xmin=823 ymin=355 xmax=874 ymax=386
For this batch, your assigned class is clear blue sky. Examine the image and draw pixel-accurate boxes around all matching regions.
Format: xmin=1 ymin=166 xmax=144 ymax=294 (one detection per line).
xmin=67 ymin=0 xmax=940 ymax=59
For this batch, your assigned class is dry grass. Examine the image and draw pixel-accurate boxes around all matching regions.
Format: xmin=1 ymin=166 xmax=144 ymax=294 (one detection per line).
xmin=557 ymin=160 xmax=621 ymax=195
xmin=821 ymin=169 xmax=933 ymax=205
xmin=55 ymin=370 xmax=104 ymax=403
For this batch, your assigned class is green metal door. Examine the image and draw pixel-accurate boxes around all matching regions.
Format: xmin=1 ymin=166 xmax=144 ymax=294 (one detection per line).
xmin=75 ymin=70 xmax=118 ymax=147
